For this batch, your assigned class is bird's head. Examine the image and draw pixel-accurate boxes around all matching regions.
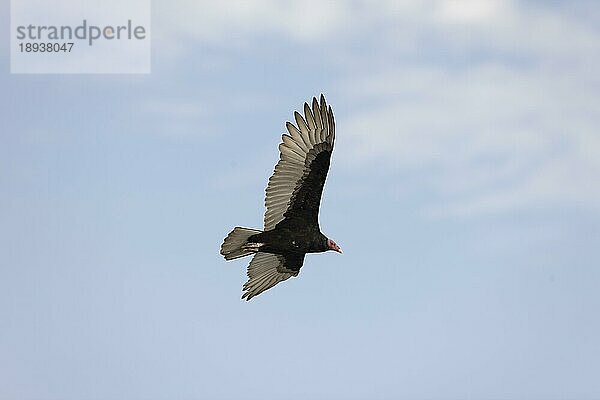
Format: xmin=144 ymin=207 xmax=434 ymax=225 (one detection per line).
xmin=326 ymin=238 xmax=342 ymax=254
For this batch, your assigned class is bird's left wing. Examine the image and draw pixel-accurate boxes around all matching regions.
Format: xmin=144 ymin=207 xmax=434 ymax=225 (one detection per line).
xmin=263 ymin=94 xmax=335 ymax=230
xmin=242 ymin=252 xmax=305 ymax=301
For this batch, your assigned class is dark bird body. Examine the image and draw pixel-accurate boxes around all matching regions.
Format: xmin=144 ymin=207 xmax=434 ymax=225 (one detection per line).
xmin=220 ymin=95 xmax=341 ymax=300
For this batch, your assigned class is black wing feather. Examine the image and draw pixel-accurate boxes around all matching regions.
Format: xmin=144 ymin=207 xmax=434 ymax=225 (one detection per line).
xmin=263 ymin=95 xmax=335 ymax=230
xmin=279 ymin=146 xmax=332 ymax=227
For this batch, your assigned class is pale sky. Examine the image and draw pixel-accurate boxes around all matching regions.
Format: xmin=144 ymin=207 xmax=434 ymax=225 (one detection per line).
xmin=1 ymin=1 xmax=600 ymax=399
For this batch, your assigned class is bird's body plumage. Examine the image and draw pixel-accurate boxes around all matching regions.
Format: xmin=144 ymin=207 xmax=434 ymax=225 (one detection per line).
xmin=220 ymin=94 xmax=340 ymax=300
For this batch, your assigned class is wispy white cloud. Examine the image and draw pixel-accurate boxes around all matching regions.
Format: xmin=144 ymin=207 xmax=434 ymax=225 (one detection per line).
xmin=340 ymin=62 xmax=599 ymax=216
xmin=335 ymin=2 xmax=600 ymax=217
xmin=156 ymin=0 xmax=357 ymax=44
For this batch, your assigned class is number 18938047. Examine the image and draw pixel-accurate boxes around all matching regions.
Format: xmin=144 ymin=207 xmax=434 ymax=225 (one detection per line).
xmin=19 ymin=42 xmax=74 ymax=52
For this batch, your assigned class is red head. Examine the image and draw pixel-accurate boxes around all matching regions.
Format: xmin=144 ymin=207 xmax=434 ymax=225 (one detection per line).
xmin=327 ymin=238 xmax=342 ymax=253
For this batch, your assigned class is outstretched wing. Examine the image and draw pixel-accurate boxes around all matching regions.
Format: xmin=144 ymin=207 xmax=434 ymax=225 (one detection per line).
xmin=264 ymin=94 xmax=336 ymax=230
xmin=242 ymin=252 xmax=305 ymax=300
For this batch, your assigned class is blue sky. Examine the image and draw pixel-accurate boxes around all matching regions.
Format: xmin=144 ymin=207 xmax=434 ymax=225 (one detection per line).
xmin=1 ymin=0 xmax=600 ymax=399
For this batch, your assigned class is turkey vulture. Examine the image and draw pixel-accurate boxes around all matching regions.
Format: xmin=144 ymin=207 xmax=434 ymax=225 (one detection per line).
xmin=220 ymin=94 xmax=341 ymax=300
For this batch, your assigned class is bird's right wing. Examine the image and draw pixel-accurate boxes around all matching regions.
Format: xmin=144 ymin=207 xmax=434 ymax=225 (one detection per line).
xmin=263 ymin=94 xmax=335 ymax=230
xmin=242 ymin=252 xmax=305 ymax=301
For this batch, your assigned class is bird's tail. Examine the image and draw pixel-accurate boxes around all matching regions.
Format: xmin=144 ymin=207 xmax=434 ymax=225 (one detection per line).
xmin=220 ymin=227 xmax=263 ymax=260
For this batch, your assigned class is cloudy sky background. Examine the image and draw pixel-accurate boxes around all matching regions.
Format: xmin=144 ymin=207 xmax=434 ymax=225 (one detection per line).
xmin=2 ymin=0 xmax=600 ymax=398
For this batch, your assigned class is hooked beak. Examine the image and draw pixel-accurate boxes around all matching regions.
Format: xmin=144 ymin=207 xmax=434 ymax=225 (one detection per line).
xmin=327 ymin=239 xmax=342 ymax=254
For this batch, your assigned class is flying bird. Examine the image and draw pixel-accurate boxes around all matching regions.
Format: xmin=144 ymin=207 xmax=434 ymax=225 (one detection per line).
xmin=220 ymin=94 xmax=341 ymax=300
